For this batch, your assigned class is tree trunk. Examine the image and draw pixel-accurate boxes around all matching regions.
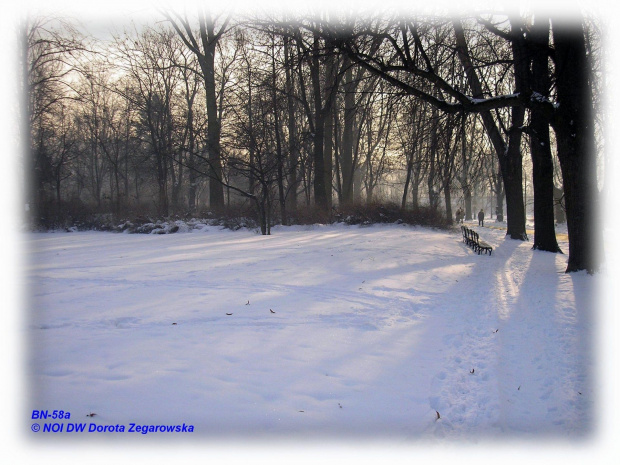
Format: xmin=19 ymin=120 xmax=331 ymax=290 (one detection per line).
xmin=324 ymin=100 xmax=334 ymax=211
xmin=528 ymin=15 xmax=562 ymax=253
xmin=284 ymin=37 xmax=298 ymax=212
xmin=502 ymin=105 xmax=527 ymax=239
xmin=114 ymin=166 xmax=121 ymax=216
xmin=272 ymin=41 xmax=287 ymax=224
xmin=428 ymin=107 xmax=439 ymax=210
xmin=443 ymin=187 xmax=453 ymax=226
xmin=341 ymin=62 xmax=355 ymax=205
xmin=310 ymin=34 xmax=328 ymax=209
xmin=401 ymin=147 xmax=414 ymax=209
xmin=495 ymin=182 xmax=505 ymax=220
xmin=460 ymin=113 xmax=473 ymax=220
xmin=186 ymin=83 xmax=198 ymax=212
xmin=313 ymin=115 xmax=328 ymax=209
xmin=411 ymin=170 xmax=420 ymax=209
xmin=201 ymin=15 xmax=225 ymax=209
xmin=553 ymin=185 xmax=565 ymax=223
xmin=551 ymin=17 xmax=601 ymax=272
xmin=453 ymin=18 xmax=526 ymax=239
xmin=440 ymin=115 xmax=456 ymax=225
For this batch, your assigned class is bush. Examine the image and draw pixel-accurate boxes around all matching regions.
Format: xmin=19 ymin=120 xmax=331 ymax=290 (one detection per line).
xmin=211 ymin=203 xmax=259 ymax=231
xmin=28 ymin=200 xmax=450 ymax=233
xmin=334 ymin=202 xmax=449 ymax=229
xmin=30 ymin=198 xmax=107 ymax=231
xmin=286 ymin=204 xmax=333 ymax=226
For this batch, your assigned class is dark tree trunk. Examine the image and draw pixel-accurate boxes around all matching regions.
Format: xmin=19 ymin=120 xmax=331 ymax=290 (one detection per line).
xmin=284 ymin=37 xmax=298 ymax=212
xmin=272 ymin=42 xmax=287 ymax=225
xmin=443 ymin=187 xmax=453 ymax=226
xmin=459 ymin=114 xmax=472 ymax=221
xmin=204 ymin=41 xmax=224 ymax=209
xmin=464 ymin=188 xmax=472 ymax=221
xmin=453 ymin=19 xmax=527 ymax=239
xmin=188 ymin=152 xmax=197 ymax=211
xmin=185 ymin=81 xmax=198 ymax=213
xmin=341 ymin=61 xmax=356 ymax=205
xmin=551 ymin=17 xmax=601 ymax=273
xmin=491 ymin=165 xmax=505 ymax=220
xmin=324 ymin=101 xmax=334 ymax=211
xmin=528 ymin=15 xmax=562 ymax=253
xmin=197 ymin=14 xmax=225 ymax=210
xmin=410 ymin=171 xmax=420 ymax=209
xmin=114 ymin=167 xmax=121 ymax=216
xmin=164 ymin=9 xmax=227 ymax=210
xmin=310 ymin=35 xmax=328 ymax=210
xmin=428 ymin=107 xmax=439 ymax=210
xmin=401 ymin=147 xmax=414 ymax=209
xmin=323 ymin=51 xmax=338 ymax=211
xmin=440 ymin=115 xmax=456 ymax=225
xmin=55 ymin=172 xmax=62 ymax=206
xmin=313 ymin=119 xmax=328 ymax=209
xmin=502 ymin=104 xmax=527 ymax=239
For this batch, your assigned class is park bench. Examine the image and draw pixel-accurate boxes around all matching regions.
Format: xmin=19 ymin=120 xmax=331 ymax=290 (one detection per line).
xmin=461 ymin=225 xmax=471 ymax=246
xmin=461 ymin=225 xmax=493 ymax=255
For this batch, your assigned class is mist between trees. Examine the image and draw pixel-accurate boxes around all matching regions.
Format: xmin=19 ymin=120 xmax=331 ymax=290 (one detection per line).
xmin=23 ymin=7 xmax=605 ymax=272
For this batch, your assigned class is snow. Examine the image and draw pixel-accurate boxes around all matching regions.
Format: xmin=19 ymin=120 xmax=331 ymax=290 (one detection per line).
xmin=23 ymin=221 xmax=602 ymax=453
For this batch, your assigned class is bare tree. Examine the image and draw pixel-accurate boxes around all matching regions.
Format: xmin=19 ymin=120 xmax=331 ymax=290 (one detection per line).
xmin=162 ymin=7 xmax=231 ymax=210
xmin=23 ymin=14 xmax=86 ymax=222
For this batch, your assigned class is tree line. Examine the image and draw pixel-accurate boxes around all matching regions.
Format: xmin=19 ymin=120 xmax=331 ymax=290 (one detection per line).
xmin=24 ymin=7 xmax=604 ymax=272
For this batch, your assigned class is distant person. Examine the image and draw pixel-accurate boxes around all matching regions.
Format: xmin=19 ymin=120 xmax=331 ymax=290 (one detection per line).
xmin=478 ymin=209 xmax=484 ymax=227
xmin=455 ymin=208 xmax=462 ymax=224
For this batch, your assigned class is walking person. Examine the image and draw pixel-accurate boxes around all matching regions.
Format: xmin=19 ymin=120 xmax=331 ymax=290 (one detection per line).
xmin=478 ymin=209 xmax=484 ymax=227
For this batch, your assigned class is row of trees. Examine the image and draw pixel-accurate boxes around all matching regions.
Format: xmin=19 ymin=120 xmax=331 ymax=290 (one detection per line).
xmin=24 ymin=7 xmax=603 ymax=272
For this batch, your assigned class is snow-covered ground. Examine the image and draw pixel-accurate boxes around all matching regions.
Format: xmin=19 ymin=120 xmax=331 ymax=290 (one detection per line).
xmin=23 ymin=221 xmax=602 ymax=451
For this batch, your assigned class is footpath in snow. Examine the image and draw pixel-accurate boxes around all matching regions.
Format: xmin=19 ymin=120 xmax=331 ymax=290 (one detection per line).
xmin=24 ymin=222 xmax=597 ymax=441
